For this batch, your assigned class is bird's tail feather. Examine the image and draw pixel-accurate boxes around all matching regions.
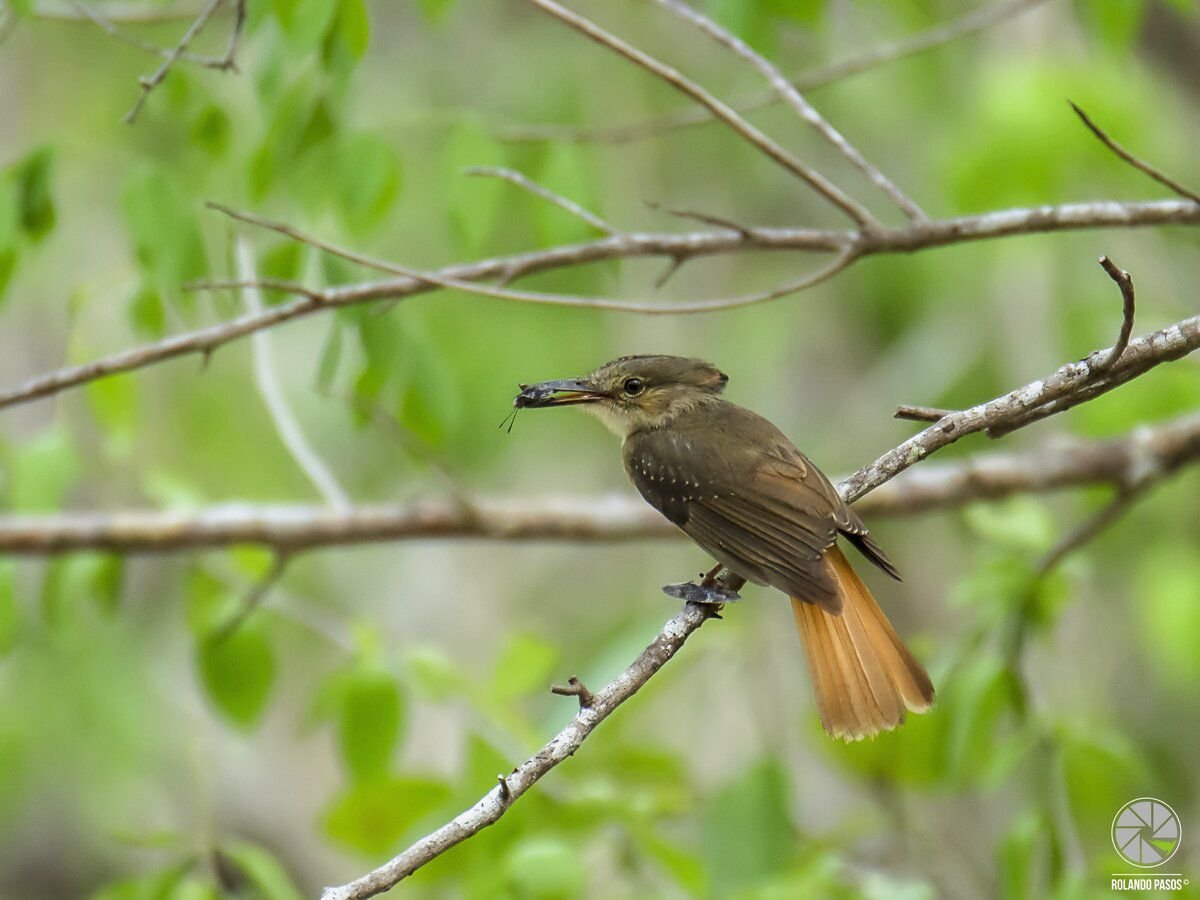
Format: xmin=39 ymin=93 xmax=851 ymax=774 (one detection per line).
xmin=791 ymin=545 xmax=934 ymax=741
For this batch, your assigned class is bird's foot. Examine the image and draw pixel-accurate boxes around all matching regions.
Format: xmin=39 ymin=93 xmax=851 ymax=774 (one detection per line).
xmin=662 ymin=581 xmax=742 ymax=605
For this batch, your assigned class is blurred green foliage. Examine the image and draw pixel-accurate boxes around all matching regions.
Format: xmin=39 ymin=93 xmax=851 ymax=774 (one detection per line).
xmin=0 ymin=0 xmax=1198 ymax=897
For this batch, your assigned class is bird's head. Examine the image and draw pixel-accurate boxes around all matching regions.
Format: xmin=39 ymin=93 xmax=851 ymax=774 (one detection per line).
xmin=515 ymin=354 xmax=728 ymax=436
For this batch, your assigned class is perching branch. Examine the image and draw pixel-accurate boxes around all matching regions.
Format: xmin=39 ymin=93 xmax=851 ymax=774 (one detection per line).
xmin=2 ymin=197 xmax=1198 ymax=413
xmin=320 ymin=306 xmax=1200 ymax=898
xmin=3 ymin=408 xmax=1200 ymax=555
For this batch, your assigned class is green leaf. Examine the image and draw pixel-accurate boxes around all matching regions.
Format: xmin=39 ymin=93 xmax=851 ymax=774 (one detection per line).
xmin=1075 ymin=0 xmax=1146 ymax=52
xmin=332 ymin=132 xmax=400 ymax=235
xmin=128 ymin=284 xmax=166 ymax=337
xmin=197 ymin=626 xmax=276 ymax=729
xmin=1060 ymin=728 xmax=1149 ymax=852
xmin=0 ymin=247 xmax=16 ymax=301
xmin=0 ymin=177 xmax=19 ymax=251
xmin=122 ymin=165 xmax=208 ymax=300
xmin=219 ymin=841 xmax=304 ymax=900
xmin=10 ymin=147 xmax=55 ymax=241
xmin=405 ymin=645 xmax=468 ymax=701
xmin=491 ymin=633 xmax=560 ymax=700
xmin=338 ymin=667 xmax=404 ymax=782
xmin=1139 ymin=544 xmax=1200 ymax=685
xmin=88 ymin=864 xmax=191 ymax=900
xmin=418 ymin=0 xmax=455 ymax=23
xmin=998 ymin=809 xmax=1054 ymax=900
xmin=0 ymin=561 xmax=18 ymax=656
xmin=186 ymin=567 xmax=236 ymax=635
xmin=7 ymin=428 xmax=81 ymax=512
xmin=323 ymin=0 xmax=371 ymax=74
xmin=702 ymin=758 xmax=795 ymax=893
xmin=249 ymin=76 xmax=335 ymax=200
xmin=324 ymin=776 xmax=451 ymax=856
xmin=504 ymin=835 xmax=586 ymax=899
xmin=272 ymin=0 xmax=339 ymax=54
xmin=943 ymin=655 xmax=1021 ymax=782
xmin=191 ymin=104 xmax=232 ymax=157
xmin=315 ymin=316 xmax=345 ymax=391
xmin=963 ymin=498 xmax=1056 ymax=552
xmin=87 ymin=373 xmax=139 ymax=456
xmin=638 ymin=829 xmax=707 ymax=895
xmin=445 ymin=119 xmax=506 ymax=256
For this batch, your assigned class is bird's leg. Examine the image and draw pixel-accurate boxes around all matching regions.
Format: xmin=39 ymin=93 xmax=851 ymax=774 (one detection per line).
xmin=662 ymin=563 xmax=743 ymax=605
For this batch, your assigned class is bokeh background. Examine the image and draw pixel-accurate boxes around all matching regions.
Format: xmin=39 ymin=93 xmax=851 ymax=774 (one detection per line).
xmin=1 ymin=1 xmax=1198 ymax=897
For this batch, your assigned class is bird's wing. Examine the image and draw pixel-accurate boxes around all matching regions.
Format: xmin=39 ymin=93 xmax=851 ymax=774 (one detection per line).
xmin=625 ymin=421 xmax=848 ymax=610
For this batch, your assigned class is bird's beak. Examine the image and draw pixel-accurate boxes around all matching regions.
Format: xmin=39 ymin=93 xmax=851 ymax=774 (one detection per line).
xmin=514 ymin=378 xmax=608 ymax=409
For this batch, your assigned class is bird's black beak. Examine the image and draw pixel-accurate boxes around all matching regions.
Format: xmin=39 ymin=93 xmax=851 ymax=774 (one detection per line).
xmin=514 ymin=378 xmax=608 ymax=409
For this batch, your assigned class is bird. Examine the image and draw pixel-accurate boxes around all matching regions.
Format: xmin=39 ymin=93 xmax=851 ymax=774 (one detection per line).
xmin=514 ymin=354 xmax=934 ymax=740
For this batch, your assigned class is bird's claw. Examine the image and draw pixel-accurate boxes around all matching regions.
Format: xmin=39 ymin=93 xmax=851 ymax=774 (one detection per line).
xmin=662 ymin=581 xmax=742 ymax=605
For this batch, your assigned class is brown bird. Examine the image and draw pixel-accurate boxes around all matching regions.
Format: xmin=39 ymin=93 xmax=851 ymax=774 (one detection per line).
xmin=515 ymin=354 xmax=934 ymax=740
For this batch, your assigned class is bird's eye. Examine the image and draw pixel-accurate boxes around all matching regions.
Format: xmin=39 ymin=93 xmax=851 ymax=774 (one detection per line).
xmin=623 ymin=377 xmax=644 ymax=396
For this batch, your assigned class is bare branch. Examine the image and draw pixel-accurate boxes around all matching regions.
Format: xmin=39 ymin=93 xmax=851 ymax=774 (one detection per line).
xmin=2 ymin=198 xmax=1199 ymax=413
xmin=1071 ymin=102 xmax=1200 ymax=206
xmin=463 ymin=166 xmax=615 ymax=235
xmin=320 ymin=599 xmax=720 ymax=900
xmin=5 ymin=409 xmax=1200 ymax=555
xmin=501 ymin=0 xmax=1049 ymax=144
xmin=1097 ymin=255 xmax=1135 ymax=370
xmin=124 ymin=0 xmax=225 ymax=124
xmin=238 ymin=237 xmax=350 ymax=508
xmin=527 ymin=0 xmax=879 ymax=228
xmin=654 ymin=0 xmax=926 ymax=223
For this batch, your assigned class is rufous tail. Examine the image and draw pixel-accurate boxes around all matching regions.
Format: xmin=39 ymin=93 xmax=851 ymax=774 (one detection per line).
xmin=791 ymin=546 xmax=934 ymax=741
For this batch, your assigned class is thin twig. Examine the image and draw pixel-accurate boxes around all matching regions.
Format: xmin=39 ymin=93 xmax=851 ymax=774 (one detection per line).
xmin=3 ymin=198 xmax=1200 ymax=413
xmin=208 ymin=202 xmax=412 ymax=277
xmin=238 ymin=237 xmax=351 ymax=509
xmin=1070 ymin=102 xmax=1200 ymax=206
xmin=549 ymin=676 xmax=595 ymax=708
xmin=67 ymin=0 xmax=230 ymax=68
xmin=894 ymin=404 xmax=954 ymax=423
xmin=463 ymin=166 xmax=615 ymax=235
xmin=527 ymin=0 xmax=879 ymax=229
xmin=648 ymin=202 xmax=758 ymax=237
xmin=1034 ymin=488 xmax=1143 ymax=576
xmin=501 ymin=0 xmax=1049 ymax=144
xmin=654 ymin=0 xmax=926 ymax=223
xmin=211 ymin=552 xmax=291 ymax=642
xmin=124 ymin=0 xmax=224 ymax=124
xmin=1097 ymin=255 xmax=1135 ymax=370
xmin=217 ymin=0 xmax=244 ymax=71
